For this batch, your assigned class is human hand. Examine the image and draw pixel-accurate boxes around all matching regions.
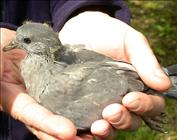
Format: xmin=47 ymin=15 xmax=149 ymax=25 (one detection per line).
xmin=1 ymin=28 xmax=77 ymax=140
xmin=59 ymin=11 xmax=171 ymax=139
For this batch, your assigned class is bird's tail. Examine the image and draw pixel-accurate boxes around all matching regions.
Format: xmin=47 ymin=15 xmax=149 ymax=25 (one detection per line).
xmin=163 ymin=65 xmax=177 ymax=99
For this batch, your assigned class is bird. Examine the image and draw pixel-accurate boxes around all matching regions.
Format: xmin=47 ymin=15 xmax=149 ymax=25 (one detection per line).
xmin=3 ymin=22 xmax=177 ymax=133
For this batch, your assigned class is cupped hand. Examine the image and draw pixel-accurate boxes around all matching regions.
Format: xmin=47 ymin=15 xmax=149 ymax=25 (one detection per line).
xmin=1 ymin=28 xmax=77 ymax=140
xmin=59 ymin=11 xmax=171 ymax=139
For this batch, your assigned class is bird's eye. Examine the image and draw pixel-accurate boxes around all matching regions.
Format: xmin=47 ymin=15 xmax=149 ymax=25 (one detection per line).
xmin=23 ymin=38 xmax=31 ymax=44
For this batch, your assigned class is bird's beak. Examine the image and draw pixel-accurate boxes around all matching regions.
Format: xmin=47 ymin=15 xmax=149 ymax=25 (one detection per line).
xmin=3 ymin=41 xmax=20 ymax=52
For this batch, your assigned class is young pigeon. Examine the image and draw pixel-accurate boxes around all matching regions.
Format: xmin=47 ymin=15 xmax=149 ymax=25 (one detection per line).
xmin=3 ymin=22 xmax=177 ymax=133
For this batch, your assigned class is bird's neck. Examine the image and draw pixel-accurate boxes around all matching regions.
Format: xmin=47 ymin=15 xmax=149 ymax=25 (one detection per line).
xmin=20 ymin=54 xmax=51 ymax=102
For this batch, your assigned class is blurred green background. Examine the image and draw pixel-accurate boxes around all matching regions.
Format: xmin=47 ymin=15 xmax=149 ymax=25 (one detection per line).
xmin=115 ymin=1 xmax=177 ymax=140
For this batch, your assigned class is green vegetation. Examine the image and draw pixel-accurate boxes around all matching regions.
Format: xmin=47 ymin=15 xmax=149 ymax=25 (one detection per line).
xmin=115 ymin=1 xmax=177 ymax=139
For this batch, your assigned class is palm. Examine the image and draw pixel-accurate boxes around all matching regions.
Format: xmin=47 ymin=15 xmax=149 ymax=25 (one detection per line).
xmin=2 ymin=49 xmax=25 ymax=84
xmin=1 ymin=49 xmax=27 ymax=111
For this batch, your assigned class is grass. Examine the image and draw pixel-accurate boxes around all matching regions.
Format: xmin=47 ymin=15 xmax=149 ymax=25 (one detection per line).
xmin=115 ymin=1 xmax=177 ymax=140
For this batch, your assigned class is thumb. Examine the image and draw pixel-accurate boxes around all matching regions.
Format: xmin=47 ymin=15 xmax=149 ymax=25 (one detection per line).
xmin=124 ymin=29 xmax=171 ymax=91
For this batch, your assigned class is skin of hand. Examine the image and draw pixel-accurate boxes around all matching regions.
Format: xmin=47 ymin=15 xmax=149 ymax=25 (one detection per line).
xmin=0 ymin=11 xmax=171 ymax=140
xmin=59 ymin=11 xmax=171 ymax=139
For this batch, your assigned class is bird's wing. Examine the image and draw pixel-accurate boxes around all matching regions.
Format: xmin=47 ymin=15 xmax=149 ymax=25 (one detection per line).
xmin=55 ymin=44 xmax=112 ymax=64
xmin=39 ymin=61 xmax=146 ymax=130
xmin=38 ymin=62 xmax=97 ymax=113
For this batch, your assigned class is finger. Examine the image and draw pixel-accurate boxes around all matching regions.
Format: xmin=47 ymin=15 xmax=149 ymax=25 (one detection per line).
xmin=3 ymin=49 xmax=27 ymax=62
xmin=124 ymin=29 xmax=171 ymax=91
xmin=91 ymin=120 xmax=117 ymax=140
xmin=122 ymin=92 xmax=165 ymax=116
xmin=1 ymin=82 xmax=77 ymax=140
xmin=27 ymin=126 xmax=60 ymax=140
xmin=102 ymin=104 xmax=142 ymax=131
xmin=78 ymin=134 xmax=93 ymax=140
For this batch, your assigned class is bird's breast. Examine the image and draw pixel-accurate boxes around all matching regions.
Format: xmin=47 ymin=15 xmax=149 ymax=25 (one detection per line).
xmin=20 ymin=55 xmax=51 ymax=102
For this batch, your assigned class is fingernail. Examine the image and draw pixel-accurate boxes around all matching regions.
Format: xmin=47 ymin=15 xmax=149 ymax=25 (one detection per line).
xmin=108 ymin=111 xmax=122 ymax=123
xmin=94 ymin=129 xmax=112 ymax=140
xmin=125 ymin=100 xmax=142 ymax=112
xmin=154 ymin=68 xmax=166 ymax=79
xmin=95 ymin=128 xmax=117 ymax=140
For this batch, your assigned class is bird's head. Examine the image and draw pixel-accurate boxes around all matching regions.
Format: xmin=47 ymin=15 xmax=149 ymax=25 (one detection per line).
xmin=3 ymin=22 xmax=63 ymax=60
